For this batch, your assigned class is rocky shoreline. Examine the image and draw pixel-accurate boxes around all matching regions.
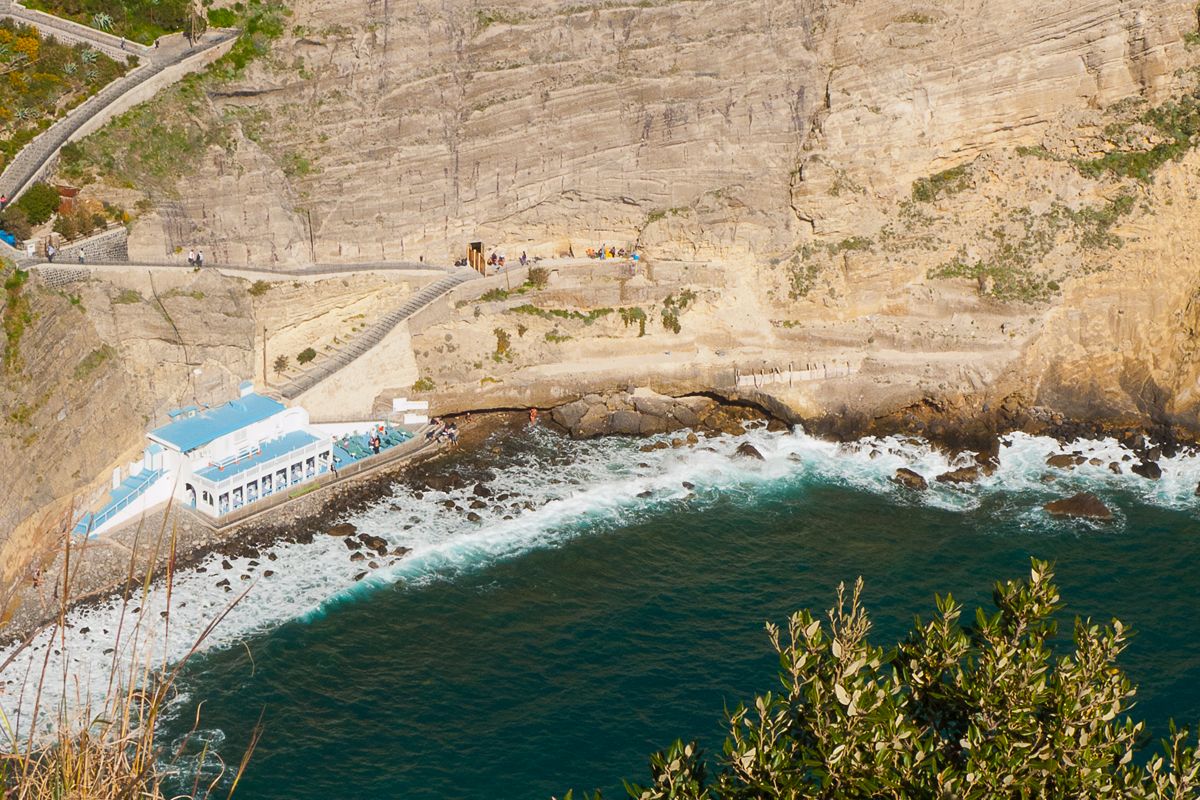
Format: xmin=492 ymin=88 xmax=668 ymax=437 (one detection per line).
xmin=4 ymin=385 xmax=1198 ymax=646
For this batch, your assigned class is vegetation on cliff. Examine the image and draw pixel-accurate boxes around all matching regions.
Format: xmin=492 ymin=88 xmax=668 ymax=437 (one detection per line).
xmin=53 ymin=0 xmax=288 ymax=195
xmin=2 ymin=262 xmax=31 ymax=373
xmin=0 ymin=21 xmax=127 ymax=169
xmin=21 ymin=0 xmax=190 ymax=43
xmin=581 ymin=562 xmax=1199 ymax=799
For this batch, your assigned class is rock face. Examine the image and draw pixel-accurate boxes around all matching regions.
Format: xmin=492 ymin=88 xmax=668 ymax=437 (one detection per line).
xmin=550 ymin=389 xmax=759 ymax=438
xmin=893 ymin=468 xmax=928 ymax=491
xmin=1044 ymin=492 xmax=1114 ymax=520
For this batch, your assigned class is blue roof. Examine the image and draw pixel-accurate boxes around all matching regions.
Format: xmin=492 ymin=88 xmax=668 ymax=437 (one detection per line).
xmin=194 ymin=430 xmax=322 ymax=482
xmin=149 ymin=393 xmax=286 ymax=452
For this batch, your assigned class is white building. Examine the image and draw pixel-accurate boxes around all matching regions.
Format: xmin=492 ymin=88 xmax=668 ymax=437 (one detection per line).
xmin=75 ymin=382 xmax=334 ymax=536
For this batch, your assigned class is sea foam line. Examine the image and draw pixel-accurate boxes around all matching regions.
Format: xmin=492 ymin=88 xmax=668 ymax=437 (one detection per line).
xmin=1 ymin=426 xmax=1197 ymax=741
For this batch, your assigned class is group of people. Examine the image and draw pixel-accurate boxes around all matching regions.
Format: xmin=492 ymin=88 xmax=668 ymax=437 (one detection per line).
xmin=485 ymin=250 xmax=531 ymax=269
xmin=587 ymin=244 xmax=636 ymax=260
xmin=44 ymin=242 xmax=86 ymax=262
xmin=425 ymin=417 xmax=460 ymax=445
xmin=186 ymin=248 xmax=206 ymax=268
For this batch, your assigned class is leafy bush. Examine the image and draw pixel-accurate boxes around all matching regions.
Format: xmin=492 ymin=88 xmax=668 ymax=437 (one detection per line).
xmin=0 ymin=206 xmax=32 ymax=240
xmin=493 ymin=327 xmax=512 ymax=361
xmin=296 ymin=346 xmax=317 ymax=364
xmin=601 ymin=561 xmax=1200 ymax=800
xmin=207 ymin=7 xmax=237 ymax=26
xmin=526 ymin=266 xmax=550 ymax=289
xmin=112 ymin=288 xmax=142 ymax=304
xmin=911 ymin=164 xmax=971 ymax=203
xmin=16 ymin=182 xmax=60 ymax=226
xmin=412 ymin=376 xmax=436 ymax=392
xmin=272 ymin=354 xmax=288 ymax=374
xmin=22 ymin=0 xmax=190 ymax=43
xmin=52 ymin=213 xmax=77 ymax=240
xmin=248 ymin=280 xmax=271 ymax=296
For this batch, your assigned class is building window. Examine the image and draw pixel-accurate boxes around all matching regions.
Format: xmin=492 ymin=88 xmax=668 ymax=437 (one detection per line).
xmin=219 ymin=493 xmax=229 ymax=515
xmin=262 ymin=475 xmax=273 ymax=496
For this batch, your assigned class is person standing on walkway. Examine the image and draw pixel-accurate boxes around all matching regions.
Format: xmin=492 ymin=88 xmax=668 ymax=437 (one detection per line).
xmin=45 ymin=242 xmax=56 ymax=262
xmin=187 ymin=248 xmax=195 ymax=266
xmin=197 ymin=250 xmax=204 ymax=268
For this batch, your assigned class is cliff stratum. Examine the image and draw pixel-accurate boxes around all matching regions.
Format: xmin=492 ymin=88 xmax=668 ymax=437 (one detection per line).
xmin=5 ymin=0 xmax=1200 ymax=601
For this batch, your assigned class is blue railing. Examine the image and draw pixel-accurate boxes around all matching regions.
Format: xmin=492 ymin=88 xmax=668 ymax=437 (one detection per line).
xmin=73 ymin=468 xmax=164 ymax=537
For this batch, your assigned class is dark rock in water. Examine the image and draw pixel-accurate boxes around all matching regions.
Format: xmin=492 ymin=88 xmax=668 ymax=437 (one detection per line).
xmin=267 ymin=552 xmax=277 ymax=561
xmin=1109 ymin=462 xmax=1122 ymax=474
xmin=686 ymin=432 xmax=699 ymax=445
xmin=1148 ymin=446 xmax=1163 ymax=461
xmin=936 ymin=466 xmax=980 ymax=485
xmin=442 ymin=499 xmax=457 ymax=510
xmin=610 ymin=410 xmax=643 ymax=435
xmin=215 ymin=578 xmax=230 ymax=588
xmin=787 ymin=453 xmax=802 ymax=463
xmin=264 ymin=570 xmax=275 ymax=577
xmin=735 ymin=442 xmax=765 ymax=460
xmin=1044 ymin=492 xmax=1113 ymax=520
xmin=221 ymin=559 xmax=233 ymax=570
xmin=497 ymin=493 xmax=511 ymax=501
xmin=671 ymin=438 xmax=683 ymax=448
xmin=503 ymin=515 xmax=513 ymax=520
xmin=652 ymin=441 xmax=670 ymax=450
xmin=1088 ymin=458 xmax=1103 ymax=466
xmin=682 ymin=481 xmax=695 ymax=490
xmin=470 ymin=499 xmax=488 ymax=509
xmin=766 ymin=418 xmax=790 ymax=433
xmin=343 ymin=537 xmax=358 ymax=550
xmin=1040 ymin=473 xmax=1056 ymax=483
xmin=467 ymin=512 xmax=483 ymax=522
xmin=1046 ymin=454 xmax=1083 ymax=469
xmin=637 ymin=490 xmax=653 ymax=498
xmin=350 ymin=552 xmax=366 ymax=562
xmin=196 ymin=566 xmax=207 ymax=573
xmin=1132 ymin=461 xmax=1162 ymax=480
xmin=473 ymin=482 xmax=493 ymax=498
xmin=240 ymin=574 xmax=251 ymax=581
xmin=413 ymin=492 xmax=424 ymax=500
xmin=638 ymin=462 xmax=651 ymax=468
xmin=639 ymin=444 xmax=658 ymax=453
xmin=892 ymin=468 xmax=927 ymax=490
xmin=1122 ymin=454 xmax=1132 ymax=462
xmin=80 ymin=627 xmax=90 ymax=635
xmin=368 ymin=561 xmax=380 ymax=569
xmin=326 ymin=523 xmax=357 ymax=537
xmin=358 ymin=533 xmax=389 ymax=554
xmin=869 ymin=450 xmax=882 ymax=460
xmin=354 ymin=571 xmax=368 ymax=582
xmin=1195 ymin=481 xmax=1200 ymax=496
xmin=973 ymin=451 xmax=999 ymax=476
xmin=392 ymin=546 xmax=412 ymax=558
xmin=422 ymin=473 xmax=466 ymax=493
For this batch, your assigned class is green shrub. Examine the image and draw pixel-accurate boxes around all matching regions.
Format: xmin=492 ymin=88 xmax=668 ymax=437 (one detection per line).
xmin=604 ymin=561 xmax=1200 ymax=800
xmin=0 ymin=207 xmax=32 ymax=241
xmin=272 ymin=354 xmax=288 ymax=374
xmin=73 ymin=343 xmax=115 ymax=379
xmin=526 ymin=266 xmax=550 ymax=289
xmin=16 ymin=183 xmax=60 ymax=226
xmin=248 ymin=280 xmax=271 ymax=296
xmin=412 ymin=376 xmax=436 ymax=392
xmin=207 ymin=7 xmax=237 ymax=26
xmin=53 ymin=214 xmax=77 ymax=240
xmin=911 ymin=164 xmax=971 ymax=203
xmin=296 ymin=346 xmax=317 ymax=364
xmin=493 ymin=327 xmax=512 ymax=361
xmin=112 ymin=288 xmax=142 ymax=304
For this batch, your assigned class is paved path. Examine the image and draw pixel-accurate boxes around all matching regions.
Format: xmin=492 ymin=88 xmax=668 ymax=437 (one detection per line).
xmin=278 ymin=269 xmax=480 ymax=400
xmin=0 ymin=6 xmax=237 ymax=263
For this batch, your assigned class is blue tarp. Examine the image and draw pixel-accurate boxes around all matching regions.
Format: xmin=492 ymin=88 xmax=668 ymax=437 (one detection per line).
xmin=149 ymin=393 xmax=285 ymax=452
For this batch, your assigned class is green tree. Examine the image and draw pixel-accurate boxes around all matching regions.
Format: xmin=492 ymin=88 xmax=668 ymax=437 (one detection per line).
xmin=273 ymin=354 xmax=288 ymax=375
xmin=592 ymin=561 xmax=1200 ymax=800
xmin=296 ymin=346 xmax=317 ymax=365
xmin=15 ymin=183 xmax=60 ymax=226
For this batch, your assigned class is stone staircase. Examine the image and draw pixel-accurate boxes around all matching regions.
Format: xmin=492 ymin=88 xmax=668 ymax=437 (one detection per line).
xmin=0 ymin=28 xmax=237 ymax=207
xmin=277 ymin=269 xmax=479 ymax=400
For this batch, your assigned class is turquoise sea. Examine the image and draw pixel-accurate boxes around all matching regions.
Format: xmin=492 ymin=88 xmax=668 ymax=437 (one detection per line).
xmin=5 ymin=425 xmax=1200 ymax=798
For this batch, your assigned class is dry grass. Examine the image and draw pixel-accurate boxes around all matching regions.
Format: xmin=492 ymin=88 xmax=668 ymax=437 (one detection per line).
xmin=0 ymin=498 xmax=259 ymax=799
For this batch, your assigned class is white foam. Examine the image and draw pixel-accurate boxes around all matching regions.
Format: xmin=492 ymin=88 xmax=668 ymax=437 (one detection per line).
xmin=2 ymin=425 xmax=1197 ymax=744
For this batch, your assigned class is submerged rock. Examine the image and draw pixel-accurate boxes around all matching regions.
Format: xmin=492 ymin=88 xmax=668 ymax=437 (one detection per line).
xmin=766 ymin=418 xmax=790 ymax=433
xmin=1044 ymin=492 xmax=1113 ymax=520
xmin=682 ymin=481 xmax=695 ymax=490
xmin=936 ymin=466 xmax=980 ymax=485
xmin=326 ymin=523 xmax=357 ymax=537
xmin=1132 ymin=461 xmax=1162 ymax=480
xmin=466 ymin=511 xmax=483 ymax=522
xmin=473 ymin=482 xmax=493 ymax=498
xmin=1046 ymin=454 xmax=1083 ymax=469
xmin=892 ymin=468 xmax=928 ymax=491
xmin=735 ymin=442 xmax=765 ymax=460
xmin=1109 ymin=462 xmax=1122 ymax=475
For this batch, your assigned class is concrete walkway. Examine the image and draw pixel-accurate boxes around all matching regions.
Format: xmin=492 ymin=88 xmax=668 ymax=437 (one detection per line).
xmin=277 ymin=269 xmax=480 ymax=400
xmin=0 ymin=6 xmax=238 ymax=263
